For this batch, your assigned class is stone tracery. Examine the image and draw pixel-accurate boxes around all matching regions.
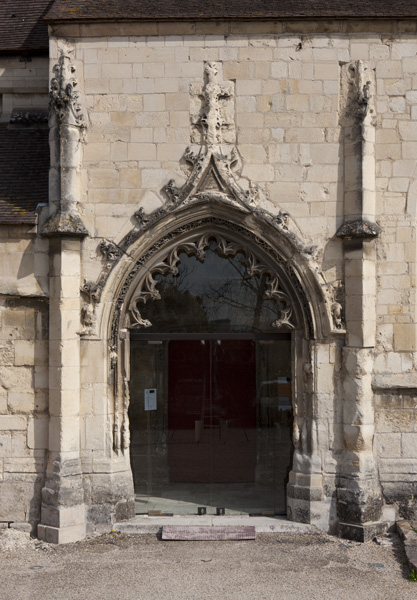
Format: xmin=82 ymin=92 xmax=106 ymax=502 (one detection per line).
xmin=127 ymin=232 xmax=295 ymax=332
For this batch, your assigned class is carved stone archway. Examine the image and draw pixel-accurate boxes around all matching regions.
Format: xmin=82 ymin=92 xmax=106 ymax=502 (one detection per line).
xmin=90 ymin=198 xmax=339 ymax=530
xmin=83 ymin=59 xmax=338 ymax=531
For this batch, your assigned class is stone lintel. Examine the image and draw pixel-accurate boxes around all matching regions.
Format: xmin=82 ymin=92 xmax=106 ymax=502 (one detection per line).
xmin=336 ymin=219 xmax=380 ymax=240
xmin=41 ymin=209 xmax=88 ymax=238
xmin=338 ymin=520 xmax=388 ymax=542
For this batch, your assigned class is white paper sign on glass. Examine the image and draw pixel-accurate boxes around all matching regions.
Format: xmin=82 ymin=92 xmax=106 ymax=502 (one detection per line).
xmin=144 ymin=388 xmax=157 ymax=411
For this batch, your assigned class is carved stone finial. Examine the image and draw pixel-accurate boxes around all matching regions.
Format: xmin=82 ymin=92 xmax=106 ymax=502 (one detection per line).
xmin=357 ymin=61 xmax=375 ymax=124
xmin=50 ymin=54 xmax=86 ymax=129
xmin=199 ymin=62 xmax=234 ymax=146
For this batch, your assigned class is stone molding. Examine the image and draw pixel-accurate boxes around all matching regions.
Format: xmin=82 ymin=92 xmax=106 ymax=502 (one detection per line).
xmin=41 ymin=209 xmax=88 ymax=238
xmin=80 ymin=62 xmax=323 ymax=333
xmin=108 ymin=215 xmax=318 ymax=351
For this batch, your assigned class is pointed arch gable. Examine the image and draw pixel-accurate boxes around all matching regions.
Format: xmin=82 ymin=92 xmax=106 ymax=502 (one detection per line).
xmin=96 ymin=202 xmax=332 ymax=346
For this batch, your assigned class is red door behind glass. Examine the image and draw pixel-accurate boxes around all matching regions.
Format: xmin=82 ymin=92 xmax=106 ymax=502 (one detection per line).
xmin=168 ymin=340 xmax=256 ymax=483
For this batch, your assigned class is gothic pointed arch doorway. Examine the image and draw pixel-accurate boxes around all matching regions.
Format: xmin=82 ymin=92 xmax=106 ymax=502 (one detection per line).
xmin=123 ymin=226 xmax=308 ymax=516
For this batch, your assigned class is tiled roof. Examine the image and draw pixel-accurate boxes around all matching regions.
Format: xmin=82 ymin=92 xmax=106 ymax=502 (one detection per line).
xmin=45 ymin=0 xmax=417 ymax=21
xmin=0 ymin=121 xmax=49 ymax=225
xmin=0 ymin=0 xmax=52 ymax=53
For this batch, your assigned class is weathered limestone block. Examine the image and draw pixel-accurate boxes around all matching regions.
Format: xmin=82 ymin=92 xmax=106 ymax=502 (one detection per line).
xmin=27 ymin=417 xmax=49 ymax=450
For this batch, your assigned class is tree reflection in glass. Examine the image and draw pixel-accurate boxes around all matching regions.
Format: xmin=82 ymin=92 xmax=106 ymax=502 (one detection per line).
xmin=141 ymin=241 xmax=279 ymax=333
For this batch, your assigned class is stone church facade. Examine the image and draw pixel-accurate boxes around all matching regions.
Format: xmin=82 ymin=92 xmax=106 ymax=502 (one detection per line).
xmin=1 ymin=2 xmax=417 ymax=542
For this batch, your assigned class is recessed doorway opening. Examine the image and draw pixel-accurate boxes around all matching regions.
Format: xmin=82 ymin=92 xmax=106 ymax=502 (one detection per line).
xmin=129 ymin=334 xmax=292 ymax=516
xmin=127 ymin=238 xmax=294 ymax=516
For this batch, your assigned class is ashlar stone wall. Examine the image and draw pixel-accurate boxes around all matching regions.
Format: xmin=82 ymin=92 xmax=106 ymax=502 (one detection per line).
xmin=44 ymin=22 xmax=417 ymax=526
xmin=0 ymin=228 xmax=49 ymax=529
xmin=3 ymin=20 xmax=415 ymax=536
xmin=0 ymin=55 xmax=49 ymax=121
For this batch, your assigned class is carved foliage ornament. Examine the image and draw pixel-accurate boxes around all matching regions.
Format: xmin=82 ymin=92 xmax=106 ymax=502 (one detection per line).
xmin=83 ymin=63 xmax=309 ymax=322
xmin=80 ymin=241 xmax=125 ymax=335
xmin=198 ymin=61 xmax=234 ymax=146
xmin=128 ymin=233 xmax=295 ymax=332
xmin=50 ymin=54 xmax=86 ymax=129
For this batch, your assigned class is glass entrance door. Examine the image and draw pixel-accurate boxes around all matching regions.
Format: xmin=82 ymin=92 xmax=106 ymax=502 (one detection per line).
xmin=129 ymin=335 xmax=293 ymax=516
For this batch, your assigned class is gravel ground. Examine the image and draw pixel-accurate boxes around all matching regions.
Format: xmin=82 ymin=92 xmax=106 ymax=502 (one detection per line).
xmin=0 ymin=529 xmax=416 ymax=600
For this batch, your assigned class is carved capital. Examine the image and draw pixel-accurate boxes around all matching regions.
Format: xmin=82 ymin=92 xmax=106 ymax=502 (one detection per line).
xmin=336 ymin=219 xmax=380 ymax=240
xmin=41 ymin=209 xmax=88 ymax=238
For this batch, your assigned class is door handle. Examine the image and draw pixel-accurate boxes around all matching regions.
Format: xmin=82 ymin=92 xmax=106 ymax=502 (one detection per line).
xmin=220 ymin=420 xmax=228 ymax=441
xmin=195 ymin=420 xmax=203 ymax=442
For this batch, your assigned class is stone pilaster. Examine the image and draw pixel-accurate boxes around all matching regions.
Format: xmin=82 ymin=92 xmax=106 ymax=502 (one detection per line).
xmin=38 ymin=44 xmax=88 ymax=543
xmin=336 ymin=61 xmax=384 ymax=541
xmin=38 ymin=238 xmax=86 ymax=544
xmin=287 ymin=337 xmax=336 ymax=532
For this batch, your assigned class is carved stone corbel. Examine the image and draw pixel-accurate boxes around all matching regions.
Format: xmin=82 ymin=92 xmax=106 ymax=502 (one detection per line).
xmin=336 ymin=219 xmax=380 ymax=240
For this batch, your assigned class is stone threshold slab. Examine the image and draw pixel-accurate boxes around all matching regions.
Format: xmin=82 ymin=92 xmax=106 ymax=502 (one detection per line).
xmin=162 ymin=525 xmax=256 ymax=541
xmin=114 ymin=515 xmax=315 ymax=535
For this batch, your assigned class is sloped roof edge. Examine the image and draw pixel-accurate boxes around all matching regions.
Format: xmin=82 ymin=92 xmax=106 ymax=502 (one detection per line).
xmin=44 ymin=1 xmax=417 ymax=22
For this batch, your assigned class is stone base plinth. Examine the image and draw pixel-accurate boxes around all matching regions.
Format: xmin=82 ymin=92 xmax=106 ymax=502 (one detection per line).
xmin=338 ymin=520 xmax=388 ymax=542
xmin=38 ymin=523 xmax=86 ymax=544
xmin=38 ymin=503 xmax=87 ymax=544
xmin=287 ymin=471 xmax=337 ymax=532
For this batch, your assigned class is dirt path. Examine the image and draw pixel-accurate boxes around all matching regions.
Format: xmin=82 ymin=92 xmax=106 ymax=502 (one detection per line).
xmin=0 ymin=530 xmax=415 ymax=600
